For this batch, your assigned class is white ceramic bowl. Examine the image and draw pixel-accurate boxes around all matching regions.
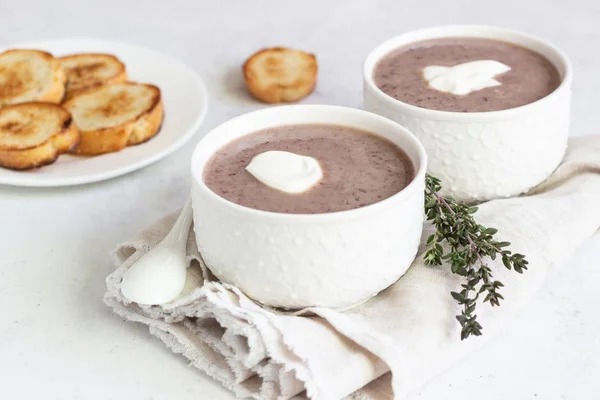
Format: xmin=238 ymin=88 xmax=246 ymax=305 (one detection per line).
xmin=190 ymin=105 xmax=427 ymax=309
xmin=364 ymin=25 xmax=572 ymax=202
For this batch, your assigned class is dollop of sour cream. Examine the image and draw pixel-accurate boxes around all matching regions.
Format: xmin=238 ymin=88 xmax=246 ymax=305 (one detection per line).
xmin=245 ymin=151 xmax=323 ymax=194
xmin=423 ymin=60 xmax=511 ymax=96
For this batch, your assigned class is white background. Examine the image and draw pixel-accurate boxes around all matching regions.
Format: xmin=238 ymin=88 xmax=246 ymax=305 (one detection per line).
xmin=1 ymin=0 xmax=599 ymax=399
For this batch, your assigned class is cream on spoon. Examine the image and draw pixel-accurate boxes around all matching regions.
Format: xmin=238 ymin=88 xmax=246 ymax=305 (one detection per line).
xmin=121 ymin=197 xmax=193 ymax=305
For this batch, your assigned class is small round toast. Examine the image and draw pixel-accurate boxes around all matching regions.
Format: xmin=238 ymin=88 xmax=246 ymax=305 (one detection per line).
xmin=0 ymin=103 xmax=80 ymax=170
xmin=63 ymin=82 xmax=163 ymax=155
xmin=59 ymin=53 xmax=127 ymax=101
xmin=0 ymin=49 xmax=66 ymax=106
xmin=243 ymin=47 xmax=317 ymax=103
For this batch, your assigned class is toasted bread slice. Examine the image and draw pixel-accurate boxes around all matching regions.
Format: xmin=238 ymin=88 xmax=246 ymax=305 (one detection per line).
xmin=0 ymin=49 xmax=66 ymax=106
xmin=243 ymin=47 xmax=317 ymax=103
xmin=63 ymin=82 xmax=163 ymax=155
xmin=59 ymin=53 xmax=127 ymax=101
xmin=0 ymin=102 xmax=80 ymax=170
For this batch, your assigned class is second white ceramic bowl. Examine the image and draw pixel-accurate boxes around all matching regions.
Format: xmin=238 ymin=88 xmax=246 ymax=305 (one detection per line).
xmin=364 ymin=25 xmax=572 ymax=202
xmin=191 ymin=105 xmax=427 ymax=309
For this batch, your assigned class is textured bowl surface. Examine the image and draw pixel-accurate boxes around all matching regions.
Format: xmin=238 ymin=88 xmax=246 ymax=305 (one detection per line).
xmin=364 ymin=25 xmax=572 ymax=202
xmin=190 ymin=105 xmax=427 ymax=309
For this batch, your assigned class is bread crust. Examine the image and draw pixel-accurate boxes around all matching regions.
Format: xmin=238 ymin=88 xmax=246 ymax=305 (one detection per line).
xmin=243 ymin=47 xmax=317 ymax=103
xmin=59 ymin=53 xmax=127 ymax=101
xmin=72 ymin=122 xmax=131 ymax=155
xmin=127 ymin=95 xmax=164 ymax=145
xmin=0 ymin=49 xmax=66 ymax=106
xmin=0 ymin=103 xmax=79 ymax=170
xmin=64 ymin=82 xmax=163 ymax=155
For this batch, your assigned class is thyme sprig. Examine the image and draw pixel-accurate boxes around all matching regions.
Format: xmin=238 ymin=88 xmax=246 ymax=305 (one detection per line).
xmin=424 ymin=174 xmax=529 ymax=340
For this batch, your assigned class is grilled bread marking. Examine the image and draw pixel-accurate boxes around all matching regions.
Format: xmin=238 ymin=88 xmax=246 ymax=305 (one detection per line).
xmin=0 ymin=102 xmax=80 ymax=170
xmin=243 ymin=47 xmax=318 ymax=104
xmin=59 ymin=53 xmax=127 ymax=101
xmin=63 ymin=82 xmax=163 ymax=155
xmin=0 ymin=49 xmax=66 ymax=106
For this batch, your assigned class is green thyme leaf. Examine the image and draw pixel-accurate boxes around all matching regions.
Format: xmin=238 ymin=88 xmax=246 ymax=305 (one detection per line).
xmin=424 ymin=174 xmax=528 ymax=340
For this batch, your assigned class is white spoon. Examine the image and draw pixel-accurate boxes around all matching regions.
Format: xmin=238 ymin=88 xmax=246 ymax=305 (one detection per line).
xmin=121 ymin=196 xmax=193 ymax=305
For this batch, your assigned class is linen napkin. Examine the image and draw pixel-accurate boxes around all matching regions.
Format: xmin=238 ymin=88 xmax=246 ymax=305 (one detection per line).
xmin=105 ymin=136 xmax=600 ymax=400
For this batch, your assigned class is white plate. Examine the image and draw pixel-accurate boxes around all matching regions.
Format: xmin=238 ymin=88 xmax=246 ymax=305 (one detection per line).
xmin=0 ymin=38 xmax=208 ymax=187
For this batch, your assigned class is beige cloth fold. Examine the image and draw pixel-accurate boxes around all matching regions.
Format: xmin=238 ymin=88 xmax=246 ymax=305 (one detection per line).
xmin=105 ymin=136 xmax=600 ymax=400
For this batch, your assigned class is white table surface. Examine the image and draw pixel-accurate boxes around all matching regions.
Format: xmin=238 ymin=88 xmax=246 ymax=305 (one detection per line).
xmin=1 ymin=0 xmax=599 ymax=399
